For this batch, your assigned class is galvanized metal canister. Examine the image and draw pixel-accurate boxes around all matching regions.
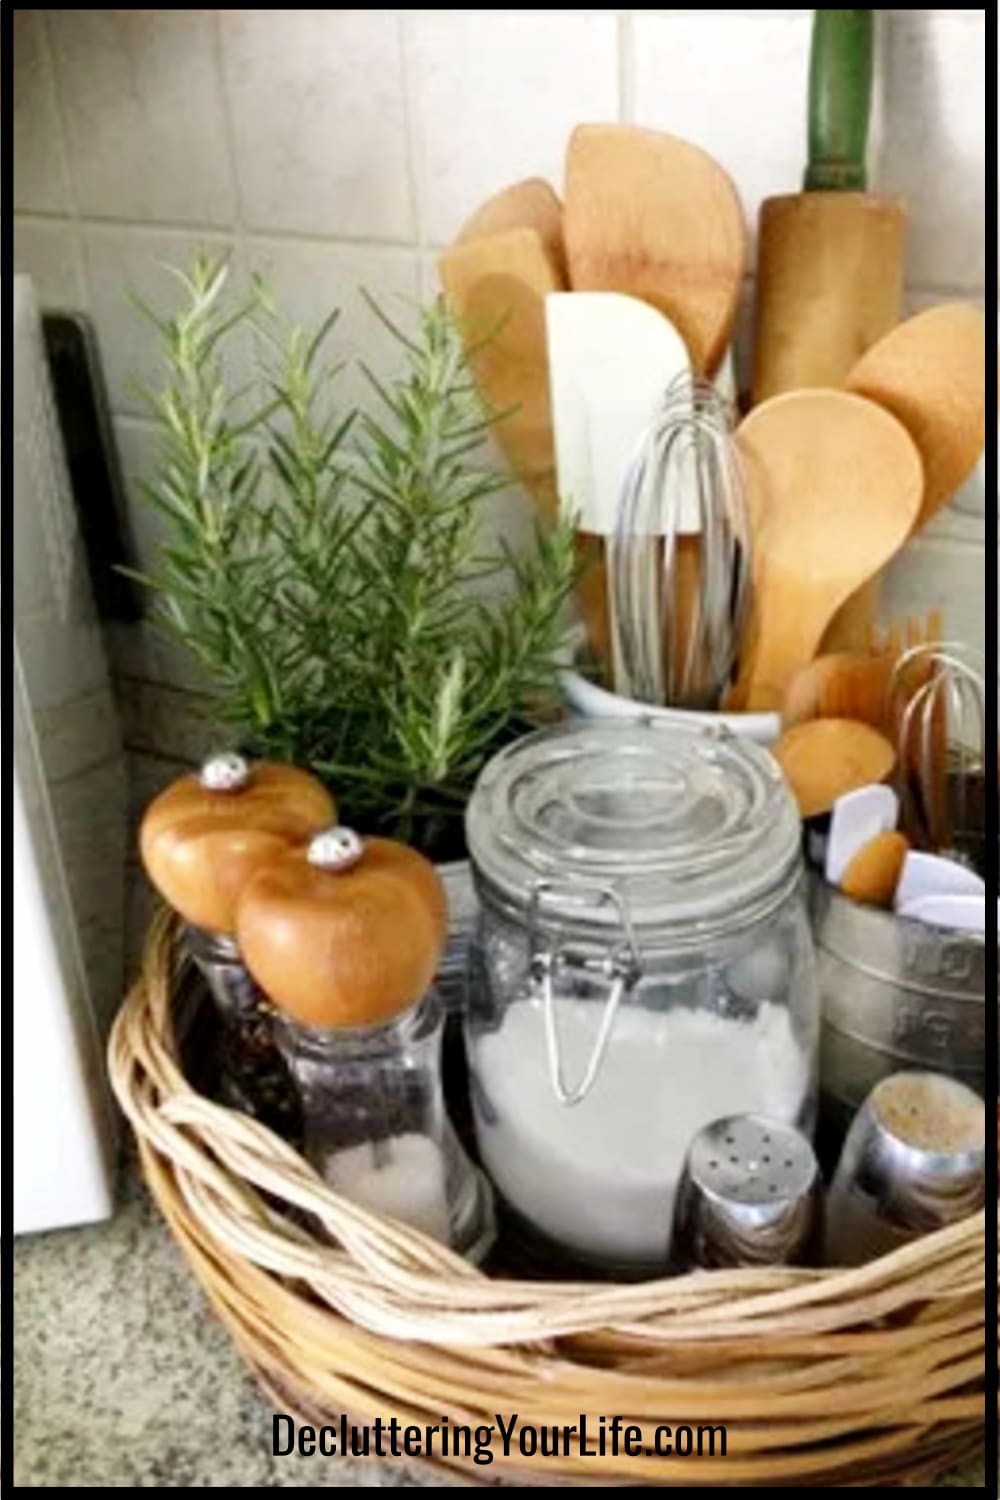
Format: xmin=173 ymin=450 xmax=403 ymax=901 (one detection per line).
xmin=811 ymin=878 xmax=988 ymax=1137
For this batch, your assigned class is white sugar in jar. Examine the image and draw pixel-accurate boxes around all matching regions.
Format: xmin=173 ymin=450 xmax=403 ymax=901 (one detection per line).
xmin=464 ymin=719 xmax=818 ymax=1273
xmin=475 ymin=998 xmax=808 ymax=1265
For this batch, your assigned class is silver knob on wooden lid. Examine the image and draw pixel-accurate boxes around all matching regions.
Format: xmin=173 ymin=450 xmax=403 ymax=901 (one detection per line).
xmin=199 ymin=752 xmax=250 ymax=793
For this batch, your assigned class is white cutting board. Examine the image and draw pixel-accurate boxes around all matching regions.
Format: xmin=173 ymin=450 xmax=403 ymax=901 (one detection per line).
xmin=545 ymin=291 xmax=693 ymax=537
xmin=13 ymin=277 xmax=119 ymax=1234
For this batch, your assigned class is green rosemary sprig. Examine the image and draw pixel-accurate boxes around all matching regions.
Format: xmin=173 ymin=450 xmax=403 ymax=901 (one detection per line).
xmin=131 ymin=256 xmax=579 ymax=854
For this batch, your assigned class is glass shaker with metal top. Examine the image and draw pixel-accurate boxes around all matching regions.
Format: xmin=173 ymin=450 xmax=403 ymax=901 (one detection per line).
xmin=235 ymin=827 xmax=495 ymax=1261
xmin=464 ymin=718 xmax=820 ymax=1274
xmin=140 ymin=753 xmax=335 ymax=1134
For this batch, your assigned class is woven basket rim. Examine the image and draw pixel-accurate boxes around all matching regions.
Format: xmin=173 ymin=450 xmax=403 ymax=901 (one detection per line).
xmin=108 ymin=908 xmax=989 ymax=1349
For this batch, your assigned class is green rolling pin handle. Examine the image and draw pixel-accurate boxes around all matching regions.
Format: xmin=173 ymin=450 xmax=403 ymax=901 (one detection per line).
xmin=804 ymin=9 xmax=874 ymax=192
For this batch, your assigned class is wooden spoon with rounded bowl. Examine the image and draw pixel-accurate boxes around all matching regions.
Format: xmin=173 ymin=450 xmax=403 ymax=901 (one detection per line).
xmin=732 ymin=389 xmax=923 ymax=711
xmin=773 ymin=718 xmax=897 ymax=820
xmin=822 ymin=303 xmax=986 ymax=649
xmin=846 ymin=302 xmax=986 ymax=530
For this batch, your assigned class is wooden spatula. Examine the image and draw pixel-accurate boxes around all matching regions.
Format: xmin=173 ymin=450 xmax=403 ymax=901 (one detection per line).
xmin=456 ymin=177 xmax=568 ymax=285
xmin=563 ymin=124 xmax=746 ymax=376
xmin=845 ymin=303 xmax=987 ymax=530
xmin=731 ymin=389 xmax=923 ymax=711
xmin=438 ymin=227 xmax=564 ymax=522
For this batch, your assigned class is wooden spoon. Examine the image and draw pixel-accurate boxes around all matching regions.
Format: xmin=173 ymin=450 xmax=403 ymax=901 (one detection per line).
xmin=773 ymin=718 xmax=897 ymax=820
xmin=846 ymin=303 xmax=987 ymax=529
xmin=563 ymin=124 xmax=746 ymax=375
xmin=822 ymin=304 xmax=986 ymax=649
xmin=438 ymin=227 xmax=564 ymax=522
xmin=732 ymin=389 xmax=923 ymax=711
xmin=456 ymin=177 xmax=568 ymax=285
xmin=840 ymin=830 xmax=910 ymax=907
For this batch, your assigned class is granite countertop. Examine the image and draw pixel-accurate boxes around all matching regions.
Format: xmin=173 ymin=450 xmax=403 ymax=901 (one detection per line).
xmin=14 ymin=1155 xmax=986 ymax=1489
xmin=13 ymin=1157 xmax=461 ymax=1489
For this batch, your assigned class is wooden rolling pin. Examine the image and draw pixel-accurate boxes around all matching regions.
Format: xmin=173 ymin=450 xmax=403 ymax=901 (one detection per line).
xmin=752 ymin=12 xmax=905 ymax=406
xmin=752 ymin=10 xmax=906 ymax=652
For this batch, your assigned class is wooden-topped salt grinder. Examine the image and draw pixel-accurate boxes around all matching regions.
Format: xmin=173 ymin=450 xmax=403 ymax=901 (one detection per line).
xmin=139 ymin=753 xmax=335 ymax=1134
xmin=235 ymin=828 xmax=495 ymax=1260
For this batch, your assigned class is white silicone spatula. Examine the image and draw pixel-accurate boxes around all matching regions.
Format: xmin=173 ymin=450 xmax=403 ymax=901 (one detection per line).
xmin=545 ymin=292 xmax=692 ymax=694
xmin=545 ymin=291 xmax=693 ymax=537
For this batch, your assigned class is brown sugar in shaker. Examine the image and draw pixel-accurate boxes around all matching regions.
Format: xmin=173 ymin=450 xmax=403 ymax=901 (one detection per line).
xmin=140 ymin=752 xmax=335 ymax=1134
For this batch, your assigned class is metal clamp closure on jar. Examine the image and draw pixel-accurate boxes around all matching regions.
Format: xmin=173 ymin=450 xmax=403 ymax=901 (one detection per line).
xmin=527 ymin=879 xmax=643 ymax=1107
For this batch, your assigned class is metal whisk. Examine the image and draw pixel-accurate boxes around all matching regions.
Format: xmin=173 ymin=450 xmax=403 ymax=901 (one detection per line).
xmin=608 ymin=372 xmax=751 ymax=709
xmin=889 ymin=644 xmax=988 ymax=873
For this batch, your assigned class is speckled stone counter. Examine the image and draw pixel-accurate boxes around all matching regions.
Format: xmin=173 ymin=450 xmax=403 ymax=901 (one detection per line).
xmin=13 ymin=1160 xmax=464 ymax=1489
xmin=14 ymin=1157 xmax=986 ymax=1488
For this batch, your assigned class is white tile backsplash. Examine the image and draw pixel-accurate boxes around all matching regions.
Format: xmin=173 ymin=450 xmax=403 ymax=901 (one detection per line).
xmin=243 ymin=237 xmax=422 ymax=413
xmin=112 ymin=416 xmax=166 ymax=576
xmin=409 ymin=10 xmax=619 ymax=246
xmin=105 ymin=617 xmax=212 ymax=694
xmin=880 ymin=11 xmax=986 ymax=290
xmin=219 ymin=11 xmax=413 ymax=242
xmin=81 ymin=224 xmax=243 ymax=416
xmin=114 ymin=679 xmax=217 ymax=764
xmin=882 ymin=535 xmax=987 ymax=659
xmin=11 ymin=8 xmax=987 ymax=727
xmin=13 ymin=218 xmax=87 ymax=309
xmin=13 ymin=12 xmax=71 ymax=214
xmin=46 ymin=10 xmax=237 ymax=226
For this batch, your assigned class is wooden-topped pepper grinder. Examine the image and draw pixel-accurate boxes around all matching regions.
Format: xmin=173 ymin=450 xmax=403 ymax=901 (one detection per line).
xmin=140 ymin=753 xmax=335 ymax=1135
xmin=235 ymin=827 xmax=495 ymax=1260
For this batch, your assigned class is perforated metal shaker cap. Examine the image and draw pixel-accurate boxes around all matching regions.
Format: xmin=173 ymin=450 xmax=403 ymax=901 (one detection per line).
xmin=466 ymin=718 xmax=802 ymax=934
xmin=675 ymin=1114 xmax=821 ymax=1269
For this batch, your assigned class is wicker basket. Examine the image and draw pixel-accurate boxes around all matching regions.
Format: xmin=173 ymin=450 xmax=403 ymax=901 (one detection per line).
xmin=109 ymin=911 xmax=989 ymax=1487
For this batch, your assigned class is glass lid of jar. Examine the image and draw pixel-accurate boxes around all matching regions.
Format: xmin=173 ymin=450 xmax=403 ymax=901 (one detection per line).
xmin=465 ymin=718 xmax=802 ymax=931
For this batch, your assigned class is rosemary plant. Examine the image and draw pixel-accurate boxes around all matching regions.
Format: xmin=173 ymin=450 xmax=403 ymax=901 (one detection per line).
xmin=131 ymin=255 xmax=578 ymax=855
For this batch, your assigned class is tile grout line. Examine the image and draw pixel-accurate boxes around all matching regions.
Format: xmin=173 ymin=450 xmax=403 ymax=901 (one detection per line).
xmin=17 ymin=196 xmax=990 ymax=302
xmin=31 ymin=207 xmax=425 ymax=256
xmin=397 ymin=12 xmax=432 ymax=299
xmin=210 ymin=9 xmax=250 ymax=273
xmin=618 ymin=11 xmax=635 ymax=125
xmin=36 ymin=12 xmax=88 ymax=312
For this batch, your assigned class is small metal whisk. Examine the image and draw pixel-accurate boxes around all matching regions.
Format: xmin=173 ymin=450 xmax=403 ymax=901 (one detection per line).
xmin=608 ymin=372 xmax=751 ymax=709
xmin=889 ymin=643 xmax=988 ymax=873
